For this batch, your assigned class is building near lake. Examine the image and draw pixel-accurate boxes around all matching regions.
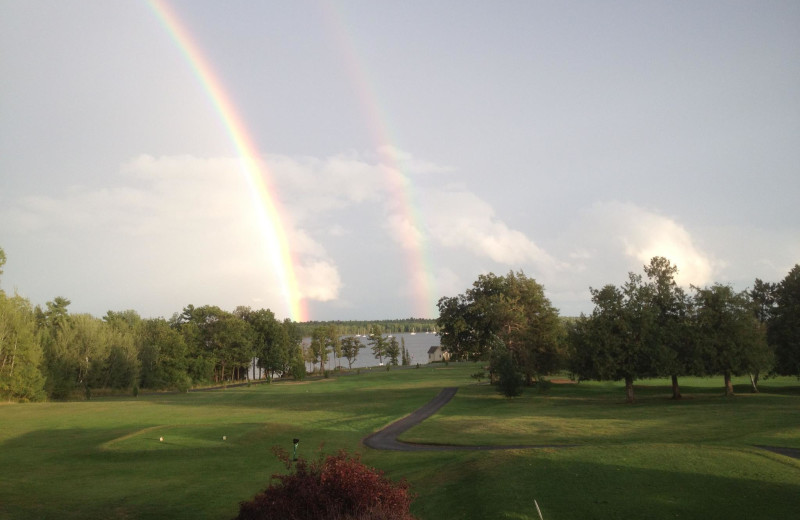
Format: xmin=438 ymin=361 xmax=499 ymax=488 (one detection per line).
xmin=427 ymin=346 xmax=450 ymax=363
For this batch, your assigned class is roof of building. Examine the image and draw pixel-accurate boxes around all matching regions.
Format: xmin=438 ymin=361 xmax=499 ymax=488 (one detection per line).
xmin=427 ymin=346 xmax=441 ymax=354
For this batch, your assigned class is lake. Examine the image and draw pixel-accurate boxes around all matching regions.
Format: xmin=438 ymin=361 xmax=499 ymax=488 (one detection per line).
xmin=248 ymin=332 xmax=443 ymax=379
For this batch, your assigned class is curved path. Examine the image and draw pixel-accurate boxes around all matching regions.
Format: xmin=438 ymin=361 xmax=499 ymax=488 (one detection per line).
xmin=363 ymin=387 xmax=575 ymax=452
xmin=754 ymin=445 xmax=800 ymax=460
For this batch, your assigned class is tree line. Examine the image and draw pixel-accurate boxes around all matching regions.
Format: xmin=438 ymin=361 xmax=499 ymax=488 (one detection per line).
xmin=0 ymin=247 xmax=424 ymax=401
xmin=2 ymin=245 xmax=797 ymax=403
xmin=437 ymin=259 xmax=799 ymax=401
xmin=0 ymin=247 xmax=315 ymax=400
xmin=295 ymin=319 xmax=438 ymax=338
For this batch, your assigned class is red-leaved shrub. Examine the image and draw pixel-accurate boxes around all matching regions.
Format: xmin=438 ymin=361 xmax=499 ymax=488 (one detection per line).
xmin=235 ymin=447 xmax=417 ymax=520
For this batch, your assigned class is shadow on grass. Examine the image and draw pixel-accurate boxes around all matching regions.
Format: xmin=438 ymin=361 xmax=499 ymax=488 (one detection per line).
xmin=390 ymin=447 xmax=800 ymax=520
xmin=0 ymin=424 xmax=366 ymax=520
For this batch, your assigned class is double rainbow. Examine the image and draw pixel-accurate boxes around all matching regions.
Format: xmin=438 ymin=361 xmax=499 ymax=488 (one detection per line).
xmin=149 ymin=1 xmax=438 ymax=320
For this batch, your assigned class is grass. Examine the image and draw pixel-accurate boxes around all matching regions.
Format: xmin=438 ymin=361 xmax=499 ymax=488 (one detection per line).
xmin=1 ymin=365 xmax=798 ymax=519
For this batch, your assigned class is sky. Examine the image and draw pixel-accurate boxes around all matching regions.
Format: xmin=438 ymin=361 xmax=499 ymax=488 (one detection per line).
xmin=1 ymin=0 xmax=798 ymax=322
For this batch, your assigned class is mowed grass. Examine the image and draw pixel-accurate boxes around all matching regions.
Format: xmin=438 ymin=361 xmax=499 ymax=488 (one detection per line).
xmin=1 ymin=365 xmax=798 ymax=520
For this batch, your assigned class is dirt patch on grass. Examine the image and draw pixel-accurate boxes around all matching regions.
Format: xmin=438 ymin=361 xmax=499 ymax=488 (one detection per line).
xmin=550 ymin=379 xmax=576 ymax=384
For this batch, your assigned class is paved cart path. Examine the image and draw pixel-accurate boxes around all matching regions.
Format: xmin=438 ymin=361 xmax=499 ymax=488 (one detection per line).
xmin=363 ymin=387 xmax=576 ymax=452
xmin=754 ymin=445 xmax=800 ymax=460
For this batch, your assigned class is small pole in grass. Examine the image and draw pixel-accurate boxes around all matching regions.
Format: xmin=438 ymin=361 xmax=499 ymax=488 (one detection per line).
xmin=292 ymin=438 xmax=300 ymax=461
xmin=534 ymin=499 xmax=544 ymax=520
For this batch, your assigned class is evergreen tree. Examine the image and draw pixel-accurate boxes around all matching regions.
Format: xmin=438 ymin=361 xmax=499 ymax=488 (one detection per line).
xmin=769 ymin=265 xmax=800 ymax=377
xmin=693 ymin=284 xmax=770 ymax=396
xmin=368 ymin=326 xmax=387 ymax=365
xmin=386 ymin=336 xmax=400 ymax=366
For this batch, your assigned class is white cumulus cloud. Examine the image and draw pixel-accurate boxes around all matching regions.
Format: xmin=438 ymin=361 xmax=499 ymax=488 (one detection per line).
xmin=565 ymin=201 xmax=717 ymax=288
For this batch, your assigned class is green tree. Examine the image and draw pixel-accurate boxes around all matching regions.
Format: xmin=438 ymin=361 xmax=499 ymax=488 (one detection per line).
xmin=239 ymin=307 xmax=287 ymax=382
xmin=340 ymin=336 xmax=363 ymax=369
xmin=569 ymin=283 xmax=649 ymax=403
xmin=281 ymin=319 xmax=305 ymax=379
xmin=324 ymin=325 xmax=342 ymax=371
xmin=437 ymin=271 xmax=563 ymax=384
xmin=137 ymin=318 xmax=188 ymax=390
xmin=0 ymin=291 xmax=47 ymax=402
xmin=493 ymin=341 xmax=523 ymax=398
xmin=693 ymin=284 xmax=770 ymax=396
xmin=309 ymin=327 xmax=329 ymax=374
xmin=642 ymin=257 xmax=691 ymax=399
xmin=40 ymin=297 xmax=77 ymax=399
xmin=748 ymin=278 xmax=777 ymax=391
xmin=436 ymin=294 xmax=481 ymax=360
xmin=174 ymin=305 xmax=253 ymax=383
xmin=401 ymin=337 xmax=410 ymax=366
xmin=104 ymin=310 xmax=142 ymax=332
xmin=385 ymin=336 xmax=400 ymax=366
xmin=769 ymin=265 xmax=800 ymax=377
xmin=368 ymin=326 xmax=387 ymax=365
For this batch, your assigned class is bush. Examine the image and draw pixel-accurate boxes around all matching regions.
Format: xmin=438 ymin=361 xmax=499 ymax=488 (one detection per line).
xmin=289 ymin=359 xmax=306 ymax=381
xmin=494 ymin=351 xmax=524 ymax=398
xmin=536 ymin=378 xmax=552 ymax=394
xmin=236 ymin=448 xmax=417 ymax=520
xmin=470 ymin=370 xmax=486 ymax=383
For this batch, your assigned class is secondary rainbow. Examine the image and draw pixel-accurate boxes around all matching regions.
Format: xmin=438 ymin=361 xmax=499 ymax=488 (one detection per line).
xmin=148 ymin=0 xmax=306 ymax=322
xmin=319 ymin=3 xmax=439 ymax=318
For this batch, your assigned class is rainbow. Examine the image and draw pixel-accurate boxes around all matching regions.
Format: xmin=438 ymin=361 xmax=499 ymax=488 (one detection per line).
xmin=148 ymin=0 xmax=306 ymax=322
xmin=319 ymin=4 xmax=439 ymax=319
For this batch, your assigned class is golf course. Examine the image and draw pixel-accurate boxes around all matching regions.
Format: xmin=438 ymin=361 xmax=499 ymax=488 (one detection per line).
xmin=1 ymin=363 xmax=799 ymax=519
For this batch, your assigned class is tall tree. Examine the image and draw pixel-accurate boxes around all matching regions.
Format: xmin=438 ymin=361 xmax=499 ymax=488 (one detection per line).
xmin=692 ymin=284 xmax=770 ymax=396
xmin=748 ymin=278 xmax=777 ymax=391
xmin=309 ymin=327 xmax=329 ymax=373
xmin=282 ymin=319 xmax=306 ymax=379
xmin=386 ymin=336 xmax=400 ymax=366
xmin=570 ymin=282 xmax=650 ymax=403
xmin=40 ymin=297 xmax=78 ymax=399
xmin=437 ymin=271 xmax=562 ymax=383
xmin=436 ymin=294 xmax=482 ymax=361
xmin=239 ymin=307 xmax=286 ymax=382
xmin=340 ymin=336 xmax=363 ymax=369
xmin=0 ymin=291 xmax=47 ymax=402
xmin=136 ymin=318 xmax=188 ymax=390
xmin=769 ymin=265 xmax=800 ymax=377
xmin=642 ymin=257 xmax=691 ymax=399
xmin=368 ymin=326 xmax=387 ymax=365
xmin=174 ymin=305 xmax=253 ymax=382
xmin=324 ymin=325 xmax=342 ymax=371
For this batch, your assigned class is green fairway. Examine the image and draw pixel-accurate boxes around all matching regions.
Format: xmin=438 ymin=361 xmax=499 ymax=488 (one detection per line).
xmin=1 ymin=365 xmax=799 ymax=519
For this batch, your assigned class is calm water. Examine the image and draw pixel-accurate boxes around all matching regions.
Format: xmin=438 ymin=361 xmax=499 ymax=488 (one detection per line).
xmin=323 ymin=332 xmax=442 ymax=370
xmin=248 ymin=332 xmax=442 ymax=379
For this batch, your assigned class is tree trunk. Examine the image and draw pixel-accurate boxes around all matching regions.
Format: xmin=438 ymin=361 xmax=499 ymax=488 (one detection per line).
xmin=723 ymin=371 xmax=734 ymax=396
xmin=625 ymin=375 xmax=635 ymax=403
xmin=749 ymin=372 xmax=760 ymax=393
xmin=671 ymin=375 xmax=682 ymax=400
xmin=9 ymin=340 xmax=17 ymax=376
